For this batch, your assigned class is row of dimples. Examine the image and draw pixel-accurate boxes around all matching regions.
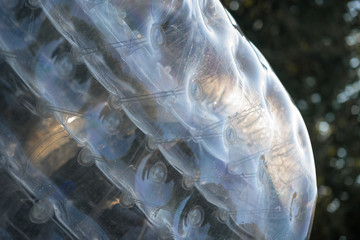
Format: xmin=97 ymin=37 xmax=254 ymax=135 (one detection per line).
xmin=0 ymin=1 xmax=243 ymax=239
xmin=0 ymin=69 xmax=161 ymax=239
xmin=0 ymin=0 xmax=317 ymax=239
xmin=0 ymin=2 xmax=165 ymax=239
xmin=45 ymin=0 xmax=316 ymax=238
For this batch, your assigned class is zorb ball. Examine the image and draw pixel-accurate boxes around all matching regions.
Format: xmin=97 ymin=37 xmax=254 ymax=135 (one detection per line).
xmin=0 ymin=0 xmax=317 ymax=239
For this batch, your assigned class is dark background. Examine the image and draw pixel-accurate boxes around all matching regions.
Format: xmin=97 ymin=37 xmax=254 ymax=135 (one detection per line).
xmin=221 ymin=0 xmax=360 ymax=239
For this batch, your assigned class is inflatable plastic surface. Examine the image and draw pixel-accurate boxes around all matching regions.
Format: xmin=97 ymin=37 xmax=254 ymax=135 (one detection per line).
xmin=0 ymin=0 xmax=317 ymax=239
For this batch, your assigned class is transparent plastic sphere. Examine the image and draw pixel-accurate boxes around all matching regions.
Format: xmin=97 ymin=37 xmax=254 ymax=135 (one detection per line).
xmin=0 ymin=0 xmax=317 ymax=239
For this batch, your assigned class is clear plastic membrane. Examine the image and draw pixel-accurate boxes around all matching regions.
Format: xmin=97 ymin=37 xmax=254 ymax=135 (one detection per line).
xmin=0 ymin=64 xmax=160 ymax=239
xmin=0 ymin=6 xmax=239 ymax=238
xmin=0 ymin=0 xmax=317 ymax=239
xmin=0 ymin=122 xmax=109 ymax=239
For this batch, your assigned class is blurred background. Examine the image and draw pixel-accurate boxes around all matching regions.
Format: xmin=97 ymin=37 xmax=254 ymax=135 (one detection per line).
xmin=221 ymin=0 xmax=360 ymax=239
